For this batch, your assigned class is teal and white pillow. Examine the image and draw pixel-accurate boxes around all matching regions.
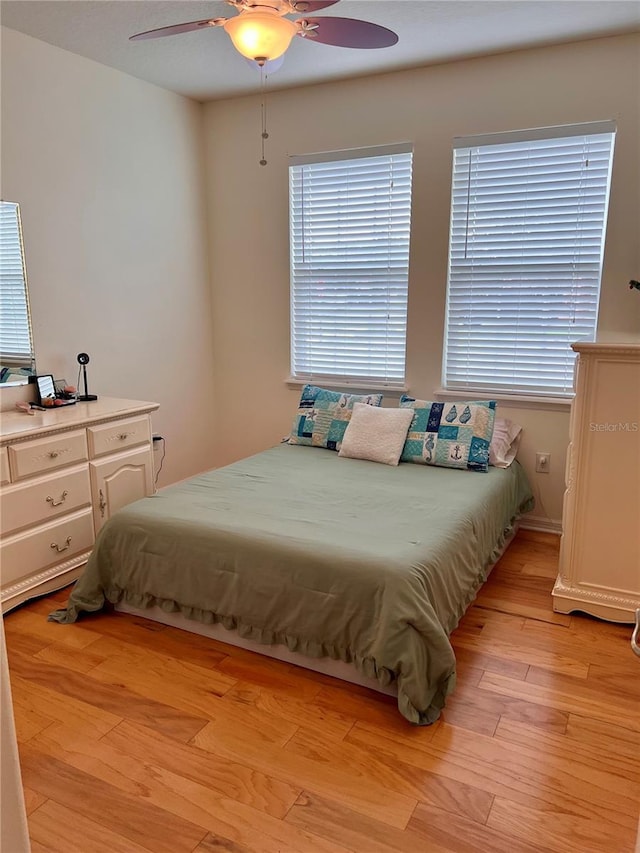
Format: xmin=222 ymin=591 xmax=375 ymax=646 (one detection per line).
xmin=399 ymin=396 xmax=496 ymax=472
xmin=289 ymin=384 xmax=383 ymax=451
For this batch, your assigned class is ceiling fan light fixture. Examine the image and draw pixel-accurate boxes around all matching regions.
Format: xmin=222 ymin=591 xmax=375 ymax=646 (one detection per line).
xmin=223 ymin=10 xmax=297 ymax=63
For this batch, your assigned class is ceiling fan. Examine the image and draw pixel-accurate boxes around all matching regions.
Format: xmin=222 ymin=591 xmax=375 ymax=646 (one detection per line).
xmin=129 ymin=0 xmax=399 ymax=65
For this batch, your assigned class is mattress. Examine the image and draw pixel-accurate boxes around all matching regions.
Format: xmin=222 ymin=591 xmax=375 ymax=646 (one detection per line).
xmin=50 ymin=443 xmax=534 ymax=724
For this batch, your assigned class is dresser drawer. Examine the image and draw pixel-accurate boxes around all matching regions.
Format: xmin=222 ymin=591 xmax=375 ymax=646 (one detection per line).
xmin=8 ymin=430 xmax=88 ymax=481
xmin=87 ymin=416 xmax=151 ymax=458
xmin=0 ymin=465 xmax=92 ymax=536
xmin=0 ymin=447 xmax=9 ymax=485
xmin=0 ymin=508 xmax=94 ymax=587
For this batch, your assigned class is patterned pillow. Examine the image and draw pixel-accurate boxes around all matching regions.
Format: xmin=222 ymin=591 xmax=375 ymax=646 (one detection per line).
xmin=289 ymin=385 xmax=383 ymax=451
xmin=399 ymin=396 xmax=496 ymax=472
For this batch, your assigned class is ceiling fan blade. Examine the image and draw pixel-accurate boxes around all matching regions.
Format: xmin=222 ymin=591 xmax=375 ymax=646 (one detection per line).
xmin=299 ymin=17 xmax=398 ymax=49
xmin=289 ymin=1 xmax=340 ymax=11
xmin=130 ymin=18 xmax=224 ymax=42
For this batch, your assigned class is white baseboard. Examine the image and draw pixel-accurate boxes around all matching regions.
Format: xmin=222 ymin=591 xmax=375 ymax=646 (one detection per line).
xmin=519 ymin=515 xmax=562 ymax=535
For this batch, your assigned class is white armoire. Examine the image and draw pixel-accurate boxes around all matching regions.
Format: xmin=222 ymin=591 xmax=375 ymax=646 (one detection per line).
xmin=553 ymin=342 xmax=640 ymax=622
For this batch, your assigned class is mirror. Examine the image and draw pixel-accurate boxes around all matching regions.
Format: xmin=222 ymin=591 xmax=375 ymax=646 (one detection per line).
xmin=36 ymin=374 xmax=55 ymax=403
xmin=0 ymin=201 xmax=36 ymax=385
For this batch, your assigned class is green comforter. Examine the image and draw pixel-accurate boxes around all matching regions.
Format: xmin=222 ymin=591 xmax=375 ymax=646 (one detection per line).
xmin=50 ymin=444 xmax=533 ymax=724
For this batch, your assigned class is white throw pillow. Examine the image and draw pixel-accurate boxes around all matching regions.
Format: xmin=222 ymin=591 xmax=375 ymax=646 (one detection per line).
xmin=339 ymin=403 xmax=414 ymax=466
xmin=489 ymin=417 xmax=523 ymax=467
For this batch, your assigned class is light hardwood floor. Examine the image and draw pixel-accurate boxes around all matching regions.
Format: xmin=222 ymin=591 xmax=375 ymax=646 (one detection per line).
xmin=4 ymin=530 xmax=639 ymax=853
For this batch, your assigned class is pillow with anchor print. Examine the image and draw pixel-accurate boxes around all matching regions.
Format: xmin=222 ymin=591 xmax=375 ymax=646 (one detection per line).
xmin=399 ymin=397 xmax=496 ymax=472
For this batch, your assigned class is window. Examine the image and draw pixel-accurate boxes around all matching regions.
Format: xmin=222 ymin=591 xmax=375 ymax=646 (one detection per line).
xmin=0 ymin=201 xmax=34 ymax=367
xmin=443 ymin=121 xmax=616 ymax=398
xmin=289 ymin=143 xmax=413 ymax=388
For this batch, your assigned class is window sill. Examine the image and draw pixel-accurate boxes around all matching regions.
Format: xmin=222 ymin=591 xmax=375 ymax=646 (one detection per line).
xmin=286 ymin=377 xmax=408 ymax=398
xmin=434 ymin=388 xmax=572 ymax=413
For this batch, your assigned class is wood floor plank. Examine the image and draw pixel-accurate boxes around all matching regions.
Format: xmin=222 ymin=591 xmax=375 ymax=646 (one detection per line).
xmin=193 ymin=833 xmax=260 ymax=853
xmin=440 ymin=677 xmax=568 ymax=737
xmin=478 ymin=668 xmax=640 ymax=733
xmin=439 ymin=687 xmax=501 ymax=737
xmin=0 ymin=629 xmax=51 ymax=657
xmin=4 ymin=608 xmax=103 ymax=649
xmin=312 ymin=681 xmax=404 ymax=733
xmin=221 ymin=682 xmax=356 ymax=743
xmin=89 ymin=641 xmax=297 ymax=748
xmin=8 ymin=650 xmax=207 ymax=742
xmin=33 ymin=723 xmax=342 ymax=853
xmin=494 ymin=717 xmax=640 ymax=783
xmin=103 ymin=719 xmax=301 ymax=819
xmin=290 ymin=726 xmax=495 ymax=825
xmin=214 ymin=649 xmax=324 ymax=702
xmin=286 ymin=791 xmax=455 ymax=853
xmin=28 ymin=840 xmax=52 ymax=853
xmin=569 ymin=611 xmax=634 ymax=641
xmin=22 ymin=786 xmax=48 ymax=815
xmin=452 ymin=628 xmax=589 ymax=679
xmin=29 ymin=799 xmax=152 ymax=853
xmin=452 ymin=658 xmax=484 ymax=688
xmin=73 ymin=610 xmax=231 ymax=670
xmin=474 ymin=595 xmax=572 ymax=625
xmin=185 ymin=792 xmax=353 ymax=853
xmin=11 ymin=674 xmax=121 ymax=739
xmin=565 ymin=714 xmax=640 ymax=762
xmin=349 ymin=717 xmax=637 ymax=832
xmin=192 ymin=719 xmax=417 ymax=830
xmin=34 ymin=641 xmax=107 ymax=674
xmin=451 ymin=643 xmax=530 ymax=680
xmin=86 ymin=634 xmax=237 ymax=696
xmin=430 ymin=720 xmax=639 ymax=827
xmin=487 ymin=795 xmax=637 ymax=853
xmin=587 ymin=661 xmax=640 ymax=698
xmin=523 ymin=666 xmax=640 ymax=731
xmin=19 ymin=745 xmax=208 ymax=853
xmin=460 ymin=605 xmax=527 ymax=633
xmin=407 ymin=800 xmax=545 ymax=853
xmin=9 ymin=689 xmax=57 ymax=743
xmin=344 ymin=715 xmax=437 ymax=759
xmin=519 ymin=559 xmax=559 ymax=579
xmin=522 ymin=616 xmax=633 ymax=662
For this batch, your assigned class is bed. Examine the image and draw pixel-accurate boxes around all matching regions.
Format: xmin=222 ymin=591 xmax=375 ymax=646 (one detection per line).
xmin=50 ymin=442 xmax=534 ymax=724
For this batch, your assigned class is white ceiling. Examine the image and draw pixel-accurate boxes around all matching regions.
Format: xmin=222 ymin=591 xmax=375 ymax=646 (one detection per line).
xmin=2 ymin=0 xmax=639 ymax=101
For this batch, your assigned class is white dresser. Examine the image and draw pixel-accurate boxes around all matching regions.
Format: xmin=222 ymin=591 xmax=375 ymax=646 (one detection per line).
xmin=553 ymin=343 xmax=640 ymax=622
xmin=0 ymin=397 xmax=158 ymax=612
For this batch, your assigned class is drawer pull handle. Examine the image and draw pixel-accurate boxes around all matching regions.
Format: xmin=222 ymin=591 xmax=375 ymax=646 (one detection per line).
xmin=99 ymin=488 xmax=107 ymax=518
xmin=46 ymin=490 xmax=68 ymax=507
xmin=48 ymin=451 xmax=60 ymax=459
xmin=50 ymin=536 xmax=72 ymax=553
xmin=118 ymin=433 xmax=129 ymax=440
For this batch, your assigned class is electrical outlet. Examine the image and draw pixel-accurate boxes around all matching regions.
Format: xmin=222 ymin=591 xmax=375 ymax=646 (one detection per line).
xmin=535 ymin=452 xmax=551 ymax=473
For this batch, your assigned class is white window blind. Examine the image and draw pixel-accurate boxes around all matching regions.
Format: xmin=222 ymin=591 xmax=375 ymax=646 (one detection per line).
xmin=290 ymin=143 xmax=413 ymax=387
xmin=443 ymin=121 xmax=616 ymax=397
xmin=0 ymin=202 xmax=33 ymax=365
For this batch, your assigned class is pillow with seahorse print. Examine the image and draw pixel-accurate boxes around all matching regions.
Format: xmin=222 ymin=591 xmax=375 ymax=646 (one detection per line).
xmin=399 ymin=397 xmax=496 ymax=471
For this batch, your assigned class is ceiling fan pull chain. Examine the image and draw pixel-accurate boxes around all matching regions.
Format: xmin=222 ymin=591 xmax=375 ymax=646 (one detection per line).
xmin=260 ymin=65 xmax=269 ymax=166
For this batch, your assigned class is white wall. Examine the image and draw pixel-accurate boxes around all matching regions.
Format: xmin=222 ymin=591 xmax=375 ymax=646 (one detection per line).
xmin=1 ymin=27 xmax=216 ymax=485
xmin=203 ymin=33 xmax=640 ymax=526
